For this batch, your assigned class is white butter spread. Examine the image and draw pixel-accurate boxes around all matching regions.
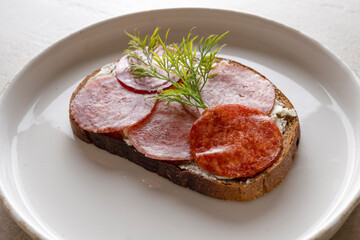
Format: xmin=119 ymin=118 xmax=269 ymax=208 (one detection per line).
xmin=219 ymin=59 xmax=229 ymax=65
xmin=179 ymin=163 xmax=251 ymax=182
xmin=213 ymin=59 xmax=229 ymax=68
xmin=122 ymin=128 xmax=132 ymax=146
xmin=88 ymin=62 xmax=117 ymax=83
xmin=124 ymin=138 xmax=132 ymax=146
xmin=179 ymin=163 xmax=216 ymax=180
xmin=270 ymin=100 xmax=297 ymax=133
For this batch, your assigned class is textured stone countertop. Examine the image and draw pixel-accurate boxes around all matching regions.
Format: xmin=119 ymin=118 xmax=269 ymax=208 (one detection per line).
xmin=0 ymin=0 xmax=359 ymax=239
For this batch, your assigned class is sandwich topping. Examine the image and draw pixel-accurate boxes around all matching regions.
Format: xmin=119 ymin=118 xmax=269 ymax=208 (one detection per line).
xmin=122 ymin=28 xmax=228 ymax=109
xmin=71 ymin=28 xmax=297 ymax=179
xmin=115 ymin=47 xmax=179 ymax=94
xmin=190 ymin=104 xmax=283 ymax=178
xmin=70 ymin=75 xmax=156 ymax=133
xmin=270 ymin=100 xmax=297 ymax=133
xmin=127 ymin=101 xmax=197 ymax=160
xmin=201 ymin=61 xmax=275 ymax=115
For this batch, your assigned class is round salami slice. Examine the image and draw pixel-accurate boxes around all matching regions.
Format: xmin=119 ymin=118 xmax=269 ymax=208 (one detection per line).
xmin=115 ymin=48 xmax=179 ymax=94
xmin=190 ymin=104 xmax=283 ymax=178
xmin=201 ymin=61 xmax=275 ymax=114
xmin=71 ymin=75 xmax=156 ymax=133
xmin=127 ymin=101 xmax=197 ymax=161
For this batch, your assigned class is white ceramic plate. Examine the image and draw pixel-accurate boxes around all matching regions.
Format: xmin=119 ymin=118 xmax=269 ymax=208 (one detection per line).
xmin=1 ymin=8 xmax=360 ymax=240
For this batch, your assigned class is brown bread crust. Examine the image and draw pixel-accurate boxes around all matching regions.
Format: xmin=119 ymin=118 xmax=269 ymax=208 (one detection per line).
xmin=69 ymin=60 xmax=300 ymax=202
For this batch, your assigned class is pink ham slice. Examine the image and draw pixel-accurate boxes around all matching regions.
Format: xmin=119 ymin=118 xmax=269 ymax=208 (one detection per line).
xmin=115 ymin=47 xmax=179 ymax=94
xmin=71 ymin=75 xmax=156 ymax=133
xmin=201 ymin=61 xmax=275 ymax=114
xmin=127 ymin=101 xmax=197 ymax=160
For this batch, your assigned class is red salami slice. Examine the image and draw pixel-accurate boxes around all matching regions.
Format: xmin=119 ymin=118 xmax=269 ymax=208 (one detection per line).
xmin=201 ymin=61 xmax=275 ymax=114
xmin=115 ymin=47 xmax=179 ymax=94
xmin=190 ymin=104 xmax=283 ymax=178
xmin=127 ymin=101 xmax=197 ymax=160
xmin=71 ymin=75 xmax=156 ymax=133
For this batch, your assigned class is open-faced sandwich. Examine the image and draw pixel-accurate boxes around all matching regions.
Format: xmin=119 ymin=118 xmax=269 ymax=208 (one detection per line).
xmin=69 ymin=28 xmax=300 ymax=201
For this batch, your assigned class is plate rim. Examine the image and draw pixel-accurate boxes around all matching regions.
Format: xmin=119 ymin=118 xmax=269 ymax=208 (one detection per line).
xmin=1 ymin=7 xmax=360 ymax=240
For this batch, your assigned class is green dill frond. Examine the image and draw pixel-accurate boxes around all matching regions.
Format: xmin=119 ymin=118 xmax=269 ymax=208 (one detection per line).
xmin=123 ymin=28 xmax=228 ymax=109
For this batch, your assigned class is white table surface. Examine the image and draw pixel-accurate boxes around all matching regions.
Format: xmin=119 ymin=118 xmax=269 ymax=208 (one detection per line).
xmin=0 ymin=0 xmax=359 ymax=239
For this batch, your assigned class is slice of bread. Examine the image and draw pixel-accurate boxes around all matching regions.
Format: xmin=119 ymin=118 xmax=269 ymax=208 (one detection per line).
xmin=69 ymin=59 xmax=300 ymax=202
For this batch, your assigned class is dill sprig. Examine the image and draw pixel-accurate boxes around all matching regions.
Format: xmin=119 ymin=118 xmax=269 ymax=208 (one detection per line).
xmin=124 ymin=28 xmax=228 ymax=109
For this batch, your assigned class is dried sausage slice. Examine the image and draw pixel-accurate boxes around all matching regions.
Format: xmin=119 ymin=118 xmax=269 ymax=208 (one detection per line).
xmin=190 ymin=104 xmax=283 ymax=178
xmin=115 ymin=48 xmax=179 ymax=94
xmin=127 ymin=101 xmax=197 ymax=161
xmin=70 ymin=75 xmax=156 ymax=133
xmin=201 ymin=61 xmax=275 ymax=114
